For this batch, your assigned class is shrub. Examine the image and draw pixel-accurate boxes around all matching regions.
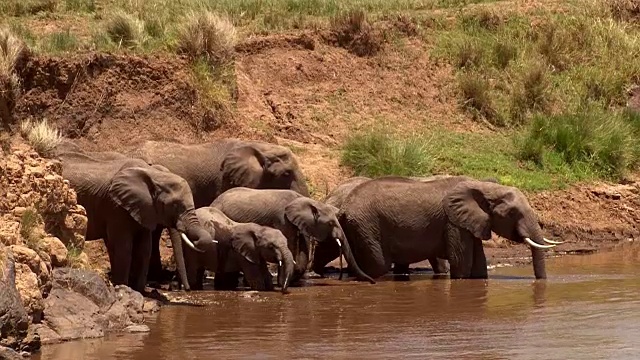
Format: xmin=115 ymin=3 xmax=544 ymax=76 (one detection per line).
xmin=177 ymin=11 xmax=238 ymax=65
xmin=492 ymin=41 xmax=517 ymax=69
xmin=0 ymin=0 xmax=57 ymax=16
xmin=341 ymin=128 xmax=431 ymax=177
xmin=509 ymin=59 xmax=552 ymax=124
xmin=105 ymin=10 xmax=147 ymax=49
xmin=20 ymin=119 xmax=63 ymax=156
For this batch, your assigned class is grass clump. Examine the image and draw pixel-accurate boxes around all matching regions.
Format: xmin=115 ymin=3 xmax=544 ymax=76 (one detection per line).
xmin=0 ymin=28 xmax=28 ymax=126
xmin=42 ymin=29 xmax=79 ymax=53
xmin=0 ymin=0 xmax=57 ymax=16
xmin=329 ymin=9 xmax=383 ymax=57
xmin=63 ymin=0 xmax=95 ymax=13
xmin=458 ymin=72 xmax=498 ymax=123
xmin=177 ymin=11 xmax=237 ymax=66
xmin=341 ymin=127 xmax=431 ymax=178
xmin=189 ymin=58 xmax=236 ymax=132
xmin=105 ymin=10 xmax=148 ymax=49
xmin=20 ymin=119 xmax=63 ymax=156
xmin=516 ymin=108 xmax=640 ymax=180
xmin=20 ymin=207 xmax=44 ymax=251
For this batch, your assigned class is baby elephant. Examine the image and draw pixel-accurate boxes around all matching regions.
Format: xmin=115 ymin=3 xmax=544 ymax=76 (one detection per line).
xmin=182 ymin=207 xmax=295 ymax=294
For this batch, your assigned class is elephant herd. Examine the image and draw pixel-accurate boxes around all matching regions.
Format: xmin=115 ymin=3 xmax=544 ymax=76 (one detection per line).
xmin=53 ymin=138 xmax=563 ymax=295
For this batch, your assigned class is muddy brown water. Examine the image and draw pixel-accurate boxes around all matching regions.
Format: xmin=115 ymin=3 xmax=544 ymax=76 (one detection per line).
xmin=35 ymin=242 xmax=640 ymax=359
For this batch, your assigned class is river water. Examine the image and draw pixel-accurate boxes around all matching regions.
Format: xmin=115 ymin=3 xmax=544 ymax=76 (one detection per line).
xmin=35 ymin=242 xmax=640 ymax=359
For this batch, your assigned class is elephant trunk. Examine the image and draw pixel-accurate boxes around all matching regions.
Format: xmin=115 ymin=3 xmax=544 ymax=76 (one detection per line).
xmin=276 ymin=245 xmax=295 ymax=294
xmin=521 ymin=219 xmax=548 ymax=280
xmin=333 ymin=227 xmax=376 ymax=284
xmin=173 ymin=210 xmax=218 ymax=291
xmin=168 ymin=228 xmax=190 ymax=291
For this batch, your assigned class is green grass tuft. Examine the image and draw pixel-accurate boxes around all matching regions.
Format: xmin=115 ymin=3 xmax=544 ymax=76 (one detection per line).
xmin=341 ymin=127 xmax=432 ymax=178
xmin=20 ymin=207 xmax=44 ymax=251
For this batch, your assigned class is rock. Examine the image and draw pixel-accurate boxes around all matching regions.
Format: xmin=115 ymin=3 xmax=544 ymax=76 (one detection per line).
xmin=8 ymin=247 xmax=40 ymax=275
xmin=125 ymin=325 xmax=150 ymax=333
xmin=13 ymin=263 xmax=44 ymax=324
xmin=39 ymin=288 xmax=104 ymax=344
xmin=41 ymin=237 xmax=67 ymax=267
xmin=0 ymin=248 xmax=30 ymax=344
xmin=51 ymin=268 xmax=115 ymax=309
xmin=114 ymin=286 xmax=144 ymax=324
xmin=36 ymin=268 xmax=153 ymax=344
xmin=0 ymin=346 xmax=22 ymax=360
xmin=142 ymin=299 xmax=160 ymax=314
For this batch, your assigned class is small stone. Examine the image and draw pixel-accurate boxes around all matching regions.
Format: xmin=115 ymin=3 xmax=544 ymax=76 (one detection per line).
xmin=42 ymin=237 xmax=68 ymax=267
xmin=125 ymin=324 xmax=150 ymax=333
xmin=10 ymin=246 xmax=41 ymax=273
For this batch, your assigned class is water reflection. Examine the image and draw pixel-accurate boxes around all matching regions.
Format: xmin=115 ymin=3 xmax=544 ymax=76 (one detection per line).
xmin=36 ymin=243 xmax=640 ymax=360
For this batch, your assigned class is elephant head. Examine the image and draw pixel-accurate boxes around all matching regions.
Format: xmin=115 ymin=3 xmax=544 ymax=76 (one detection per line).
xmin=284 ymin=197 xmax=375 ymax=284
xmin=227 ymin=224 xmax=295 ymax=294
xmin=443 ymin=180 xmax=561 ymax=279
xmin=107 ymin=166 xmax=217 ymax=291
xmin=220 ymin=143 xmax=309 ymax=196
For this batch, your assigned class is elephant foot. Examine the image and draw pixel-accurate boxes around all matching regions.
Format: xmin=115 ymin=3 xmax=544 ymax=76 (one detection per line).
xmin=392 ymin=264 xmax=411 ymax=281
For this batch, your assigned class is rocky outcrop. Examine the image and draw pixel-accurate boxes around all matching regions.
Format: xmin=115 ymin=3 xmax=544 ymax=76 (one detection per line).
xmin=34 ymin=268 xmax=159 ymax=345
xmin=0 ymin=141 xmax=160 ymax=354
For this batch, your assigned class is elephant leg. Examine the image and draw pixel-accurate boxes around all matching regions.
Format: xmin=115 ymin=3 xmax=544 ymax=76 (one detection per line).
xmin=196 ymin=267 xmax=205 ymax=290
xmin=146 ymin=226 xmax=165 ymax=286
xmin=106 ymin=227 xmax=133 ymax=288
xmin=392 ymin=263 xmax=410 ymax=281
xmin=128 ymin=231 xmax=152 ymax=293
xmin=429 ymin=257 xmax=450 ymax=274
xmin=214 ymin=271 xmax=241 ymax=290
xmin=470 ymin=239 xmax=488 ymax=279
xmin=446 ymin=224 xmax=474 ymax=279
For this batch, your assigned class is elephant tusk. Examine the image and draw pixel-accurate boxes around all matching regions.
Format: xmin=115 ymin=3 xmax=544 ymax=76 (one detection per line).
xmin=278 ymin=260 xmax=282 ymax=267
xmin=181 ymin=233 xmax=205 ymax=253
xmin=543 ymin=237 xmax=564 ymax=245
xmin=335 ymin=238 xmax=342 ymax=248
xmin=524 ymin=237 xmax=556 ymax=249
xmin=293 ymin=259 xmax=297 ymax=265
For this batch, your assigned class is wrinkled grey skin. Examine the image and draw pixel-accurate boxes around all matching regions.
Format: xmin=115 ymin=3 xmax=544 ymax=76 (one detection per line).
xmin=211 ymin=187 xmax=375 ymax=285
xmin=314 ymin=176 xmax=449 ymax=277
xmin=127 ymin=138 xmax=310 ymax=284
xmin=56 ymin=151 xmax=216 ymax=293
xmin=182 ymin=207 xmax=295 ymax=294
xmin=337 ymin=175 xmax=550 ymax=281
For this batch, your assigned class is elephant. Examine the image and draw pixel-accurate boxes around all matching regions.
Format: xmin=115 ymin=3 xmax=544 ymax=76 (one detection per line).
xmin=315 ymin=176 xmax=450 ymax=277
xmin=180 ymin=207 xmax=295 ymax=293
xmin=56 ymin=150 xmax=217 ymax=293
xmin=210 ymin=187 xmax=375 ymax=285
xmin=126 ymin=138 xmax=310 ymax=284
xmin=334 ymin=175 xmax=561 ymax=281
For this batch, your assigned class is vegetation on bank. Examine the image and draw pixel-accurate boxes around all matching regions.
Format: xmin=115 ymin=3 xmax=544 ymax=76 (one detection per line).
xmin=2 ymin=0 xmax=640 ymax=192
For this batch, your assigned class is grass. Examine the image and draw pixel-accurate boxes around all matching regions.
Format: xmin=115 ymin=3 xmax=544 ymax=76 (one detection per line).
xmin=20 ymin=207 xmax=44 ymax=251
xmin=104 ymin=10 xmax=148 ymax=49
xmin=20 ymin=118 xmax=63 ymax=156
xmin=341 ymin=127 xmax=432 ymax=178
xmin=341 ymin=124 xmax=603 ymax=192
xmin=177 ymin=11 xmax=237 ymax=65
xmin=41 ymin=28 xmax=78 ymax=53
xmin=0 ymin=28 xmax=26 ymax=126
xmin=66 ymin=244 xmax=87 ymax=269
xmin=189 ymin=57 xmax=237 ymax=131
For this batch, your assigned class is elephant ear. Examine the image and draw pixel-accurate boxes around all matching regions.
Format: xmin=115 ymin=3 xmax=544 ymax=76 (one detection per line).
xmin=231 ymin=228 xmax=260 ymax=264
xmin=443 ymin=181 xmax=492 ymax=240
xmin=283 ymin=197 xmax=316 ymax=237
xmin=220 ymin=145 xmax=268 ymax=189
xmin=108 ymin=167 xmax=158 ymax=230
